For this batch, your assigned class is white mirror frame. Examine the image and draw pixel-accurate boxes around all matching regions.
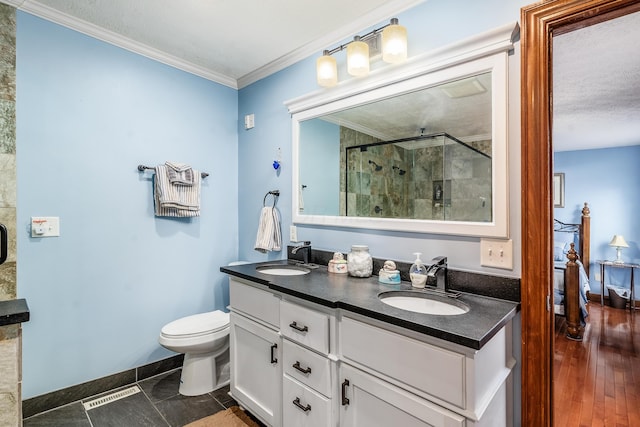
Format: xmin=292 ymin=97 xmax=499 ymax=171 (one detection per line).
xmin=285 ymin=22 xmax=518 ymax=238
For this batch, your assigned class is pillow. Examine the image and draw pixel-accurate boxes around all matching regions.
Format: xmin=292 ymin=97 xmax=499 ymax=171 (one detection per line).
xmin=554 ymin=243 xmax=566 ymax=261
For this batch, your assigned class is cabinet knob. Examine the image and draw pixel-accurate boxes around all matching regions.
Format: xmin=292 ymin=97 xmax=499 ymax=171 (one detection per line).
xmin=270 ymin=343 xmax=278 ymax=364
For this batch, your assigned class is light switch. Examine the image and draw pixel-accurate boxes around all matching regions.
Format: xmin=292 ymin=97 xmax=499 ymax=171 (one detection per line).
xmin=31 ymin=217 xmax=60 ymax=237
xmin=480 ymin=238 xmax=513 ymax=270
xmin=290 ymin=225 xmax=298 ymax=242
xmin=244 ymin=113 xmax=255 ymax=130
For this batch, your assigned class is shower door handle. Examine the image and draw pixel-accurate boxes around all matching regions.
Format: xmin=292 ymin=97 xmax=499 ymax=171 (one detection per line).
xmin=0 ymin=224 xmax=7 ymax=265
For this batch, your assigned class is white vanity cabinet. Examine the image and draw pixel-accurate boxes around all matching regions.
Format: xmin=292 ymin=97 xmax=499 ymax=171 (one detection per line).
xmin=229 ymin=278 xmax=282 ymax=427
xmin=339 ymin=315 xmax=514 ymax=427
xmin=227 ymin=276 xmax=515 ymax=427
xmin=280 ymin=299 xmax=336 ymax=427
xmin=338 ymin=363 xmax=465 ymax=427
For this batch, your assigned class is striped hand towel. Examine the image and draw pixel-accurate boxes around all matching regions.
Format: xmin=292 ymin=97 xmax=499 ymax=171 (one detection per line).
xmin=254 ymin=206 xmax=282 ymax=253
xmin=154 ymin=164 xmax=201 ymax=217
xmin=165 ymin=161 xmax=194 ymax=186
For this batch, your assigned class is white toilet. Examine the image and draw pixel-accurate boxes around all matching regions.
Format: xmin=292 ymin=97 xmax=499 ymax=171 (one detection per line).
xmin=159 ymin=310 xmax=230 ymax=396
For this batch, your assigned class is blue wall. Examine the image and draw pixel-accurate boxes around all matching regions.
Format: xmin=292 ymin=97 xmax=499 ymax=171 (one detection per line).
xmin=555 ymin=145 xmax=640 ymax=294
xmin=299 ymin=119 xmax=340 ymax=215
xmin=16 ymin=13 xmax=239 ymax=398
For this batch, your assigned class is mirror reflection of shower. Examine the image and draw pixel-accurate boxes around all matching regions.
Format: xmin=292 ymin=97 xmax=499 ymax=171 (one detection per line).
xmin=368 ymin=160 xmax=383 ymax=171
xmin=392 ymin=166 xmax=406 ymax=175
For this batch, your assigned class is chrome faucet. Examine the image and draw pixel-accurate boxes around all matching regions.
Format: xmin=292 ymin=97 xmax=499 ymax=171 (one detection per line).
xmin=427 ymin=256 xmax=448 ymax=291
xmin=291 ymin=241 xmax=312 ymax=265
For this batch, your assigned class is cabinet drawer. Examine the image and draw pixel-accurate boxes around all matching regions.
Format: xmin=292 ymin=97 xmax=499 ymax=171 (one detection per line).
xmin=230 ymin=278 xmax=279 ymax=328
xmin=280 ymin=300 xmax=329 ymax=354
xmin=283 ymin=375 xmax=331 ymax=427
xmin=340 ymin=317 xmax=465 ymax=408
xmin=283 ymin=340 xmax=331 ymax=397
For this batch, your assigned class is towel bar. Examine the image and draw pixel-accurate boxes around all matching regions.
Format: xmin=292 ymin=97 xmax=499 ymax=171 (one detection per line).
xmin=137 ymin=165 xmax=209 ymax=178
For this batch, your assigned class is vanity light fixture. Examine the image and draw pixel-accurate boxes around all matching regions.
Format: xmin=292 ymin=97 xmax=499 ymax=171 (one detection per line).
xmin=347 ymin=36 xmax=370 ymax=77
xmin=609 ymin=234 xmax=629 ymax=263
xmin=315 ymin=18 xmax=408 ymax=87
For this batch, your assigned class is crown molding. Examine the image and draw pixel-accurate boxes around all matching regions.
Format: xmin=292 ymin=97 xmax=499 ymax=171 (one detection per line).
xmin=10 ymin=0 xmax=239 ymax=88
xmin=4 ymin=0 xmax=427 ymax=90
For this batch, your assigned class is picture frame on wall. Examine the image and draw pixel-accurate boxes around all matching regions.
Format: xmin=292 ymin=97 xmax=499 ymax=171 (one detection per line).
xmin=553 ymin=173 xmax=565 ymax=208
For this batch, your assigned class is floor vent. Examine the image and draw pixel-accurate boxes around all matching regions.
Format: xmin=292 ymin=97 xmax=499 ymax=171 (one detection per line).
xmin=82 ymin=385 xmax=141 ymax=410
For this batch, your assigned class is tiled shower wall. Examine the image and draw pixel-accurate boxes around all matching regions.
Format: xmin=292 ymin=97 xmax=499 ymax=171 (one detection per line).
xmin=0 ymin=3 xmax=20 ymax=426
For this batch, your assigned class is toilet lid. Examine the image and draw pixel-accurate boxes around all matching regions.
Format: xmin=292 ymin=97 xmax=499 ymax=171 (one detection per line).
xmin=161 ymin=311 xmax=229 ymax=338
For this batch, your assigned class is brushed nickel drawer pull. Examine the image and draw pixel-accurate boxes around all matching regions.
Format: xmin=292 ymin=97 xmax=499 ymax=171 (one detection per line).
xmin=293 ymin=397 xmax=311 ymax=412
xmin=289 ymin=321 xmax=309 ymax=332
xmin=292 ymin=361 xmax=312 ymax=374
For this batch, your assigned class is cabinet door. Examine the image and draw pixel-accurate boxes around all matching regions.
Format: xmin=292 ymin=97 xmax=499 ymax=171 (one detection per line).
xmin=339 ymin=364 xmax=465 ymax=427
xmin=230 ymin=312 xmax=281 ymax=427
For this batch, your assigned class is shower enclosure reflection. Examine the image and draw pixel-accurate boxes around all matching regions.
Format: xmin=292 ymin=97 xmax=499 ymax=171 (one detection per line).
xmin=343 ymin=132 xmax=492 ymax=221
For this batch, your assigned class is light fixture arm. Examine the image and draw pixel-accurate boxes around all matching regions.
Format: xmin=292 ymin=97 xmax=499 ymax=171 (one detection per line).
xmin=324 ymin=21 xmax=394 ymax=56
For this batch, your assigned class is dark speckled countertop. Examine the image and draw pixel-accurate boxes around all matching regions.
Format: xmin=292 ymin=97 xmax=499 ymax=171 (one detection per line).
xmin=221 ymin=260 xmax=520 ymax=350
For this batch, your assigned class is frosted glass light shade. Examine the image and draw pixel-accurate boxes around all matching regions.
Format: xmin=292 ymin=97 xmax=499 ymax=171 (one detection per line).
xmin=316 ymin=51 xmax=337 ymax=87
xmin=347 ymin=36 xmax=369 ymax=77
xmin=382 ymin=18 xmax=407 ymax=64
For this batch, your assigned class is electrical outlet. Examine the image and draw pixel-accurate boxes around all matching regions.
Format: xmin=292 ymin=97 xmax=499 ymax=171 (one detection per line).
xmin=290 ymin=225 xmax=297 ymax=242
xmin=480 ymin=238 xmax=513 ymax=270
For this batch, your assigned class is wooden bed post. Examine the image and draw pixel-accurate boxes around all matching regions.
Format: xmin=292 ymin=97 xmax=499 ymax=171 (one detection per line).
xmin=580 ymin=202 xmax=590 ymax=278
xmin=564 ymin=243 xmax=583 ymax=341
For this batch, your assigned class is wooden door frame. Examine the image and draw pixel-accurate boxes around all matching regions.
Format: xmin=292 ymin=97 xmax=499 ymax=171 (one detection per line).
xmin=520 ymin=0 xmax=640 ymax=425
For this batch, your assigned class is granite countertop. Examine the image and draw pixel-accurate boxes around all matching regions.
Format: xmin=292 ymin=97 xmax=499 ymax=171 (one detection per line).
xmin=0 ymin=298 xmax=30 ymax=327
xmin=221 ymin=260 xmax=520 ymax=350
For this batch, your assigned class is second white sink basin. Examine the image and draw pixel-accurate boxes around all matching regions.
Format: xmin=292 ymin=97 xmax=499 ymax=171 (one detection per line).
xmin=256 ymin=265 xmax=310 ymax=276
xmin=378 ymin=291 xmax=469 ymax=315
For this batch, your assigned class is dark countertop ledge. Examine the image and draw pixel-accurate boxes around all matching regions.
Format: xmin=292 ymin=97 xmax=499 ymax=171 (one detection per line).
xmin=0 ymin=298 xmax=30 ymax=326
xmin=221 ymin=261 xmax=520 ymax=351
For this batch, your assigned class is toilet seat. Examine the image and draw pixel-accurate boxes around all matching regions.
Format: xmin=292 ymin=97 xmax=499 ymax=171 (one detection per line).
xmin=161 ymin=311 xmax=229 ymax=339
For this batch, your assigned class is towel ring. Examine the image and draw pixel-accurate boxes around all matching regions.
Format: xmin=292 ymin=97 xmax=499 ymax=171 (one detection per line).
xmin=263 ymin=190 xmax=280 ymax=207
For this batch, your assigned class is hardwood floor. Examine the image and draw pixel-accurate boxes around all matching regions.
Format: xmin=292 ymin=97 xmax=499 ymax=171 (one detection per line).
xmin=554 ymin=303 xmax=640 ymax=426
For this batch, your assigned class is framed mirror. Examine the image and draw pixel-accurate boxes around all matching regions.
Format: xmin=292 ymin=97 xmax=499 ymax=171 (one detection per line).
xmin=286 ymin=23 xmax=517 ymax=237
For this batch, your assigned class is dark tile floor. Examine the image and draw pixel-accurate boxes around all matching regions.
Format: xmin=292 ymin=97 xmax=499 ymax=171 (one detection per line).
xmin=22 ymin=369 xmax=242 ymax=427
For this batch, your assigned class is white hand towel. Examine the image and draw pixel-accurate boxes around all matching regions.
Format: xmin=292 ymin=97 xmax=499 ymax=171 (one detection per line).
xmin=254 ymin=206 xmax=282 ymax=253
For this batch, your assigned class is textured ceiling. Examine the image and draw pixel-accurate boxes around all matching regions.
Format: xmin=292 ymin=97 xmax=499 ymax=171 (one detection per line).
xmin=7 ymin=0 xmax=423 ymax=88
xmin=553 ymin=11 xmax=640 ymax=151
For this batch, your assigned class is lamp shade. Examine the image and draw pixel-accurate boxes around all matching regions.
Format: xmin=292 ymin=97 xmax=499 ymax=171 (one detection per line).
xmin=382 ymin=18 xmax=407 ymax=64
xmin=609 ymin=235 xmax=629 ymax=248
xmin=347 ymin=36 xmax=369 ymax=77
xmin=316 ymin=51 xmax=337 ymax=87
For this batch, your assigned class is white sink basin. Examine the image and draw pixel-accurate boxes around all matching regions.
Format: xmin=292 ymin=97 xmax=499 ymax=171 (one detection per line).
xmin=256 ymin=265 xmax=310 ymax=276
xmin=378 ymin=291 xmax=469 ymax=315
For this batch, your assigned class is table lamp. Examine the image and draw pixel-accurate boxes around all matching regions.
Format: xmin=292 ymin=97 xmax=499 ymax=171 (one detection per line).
xmin=609 ymin=235 xmax=629 ymax=263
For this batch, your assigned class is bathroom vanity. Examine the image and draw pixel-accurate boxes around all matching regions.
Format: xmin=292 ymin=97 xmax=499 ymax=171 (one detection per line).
xmin=222 ymin=261 xmax=519 ymax=427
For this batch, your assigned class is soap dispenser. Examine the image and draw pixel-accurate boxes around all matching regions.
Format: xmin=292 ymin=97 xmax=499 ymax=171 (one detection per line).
xmin=409 ymin=253 xmax=428 ymax=288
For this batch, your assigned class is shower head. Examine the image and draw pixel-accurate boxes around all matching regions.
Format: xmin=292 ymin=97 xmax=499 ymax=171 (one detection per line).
xmin=368 ymin=160 xmax=383 ymax=171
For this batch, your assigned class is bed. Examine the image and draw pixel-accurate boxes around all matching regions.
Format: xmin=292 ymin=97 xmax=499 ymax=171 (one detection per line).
xmin=553 ymin=202 xmax=591 ymax=340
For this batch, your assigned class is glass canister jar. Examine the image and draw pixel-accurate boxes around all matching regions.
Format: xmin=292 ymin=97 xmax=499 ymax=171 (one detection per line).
xmin=347 ymin=245 xmax=373 ymax=277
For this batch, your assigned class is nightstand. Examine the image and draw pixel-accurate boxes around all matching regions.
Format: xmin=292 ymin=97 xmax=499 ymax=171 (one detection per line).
xmin=598 ymin=260 xmax=639 ymax=311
